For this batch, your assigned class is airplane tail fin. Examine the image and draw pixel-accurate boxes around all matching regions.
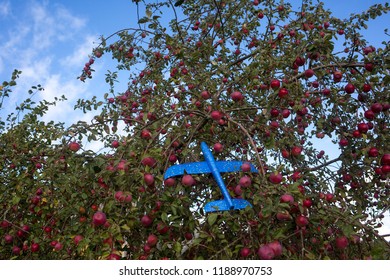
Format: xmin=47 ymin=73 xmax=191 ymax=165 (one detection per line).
xmin=204 ymin=199 xmax=252 ymax=213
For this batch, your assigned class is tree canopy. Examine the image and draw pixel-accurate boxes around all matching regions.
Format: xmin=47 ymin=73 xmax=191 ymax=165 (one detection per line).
xmin=1 ymin=0 xmax=389 ymax=260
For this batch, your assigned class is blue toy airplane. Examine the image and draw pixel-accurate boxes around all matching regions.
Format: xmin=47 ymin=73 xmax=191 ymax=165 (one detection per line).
xmin=164 ymin=142 xmax=258 ymax=212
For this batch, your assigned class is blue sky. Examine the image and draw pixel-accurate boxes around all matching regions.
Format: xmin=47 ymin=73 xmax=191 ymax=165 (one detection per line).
xmin=0 ymin=0 xmax=389 ymax=238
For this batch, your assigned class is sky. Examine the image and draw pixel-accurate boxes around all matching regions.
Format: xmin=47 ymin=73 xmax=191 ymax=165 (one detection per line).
xmin=0 ymin=0 xmax=389 ymax=240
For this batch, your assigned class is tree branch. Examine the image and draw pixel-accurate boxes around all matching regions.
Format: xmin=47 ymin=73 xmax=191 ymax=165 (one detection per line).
xmin=307 ymin=156 xmax=341 ymax=172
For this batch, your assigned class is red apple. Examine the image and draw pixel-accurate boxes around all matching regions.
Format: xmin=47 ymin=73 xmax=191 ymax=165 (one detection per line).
xmin=111 ymin=140 xmax=120 ymax=148
xmin=291 ymin=146 xmax=302 ymax=156
xmin=281 ymin=149 xmax=290 ymax=159
xmin=280 ymin=193 xmax=294 ymax=204
xmin=184 ymin=232 xmax=193 ymax=240
xmin=270 ymin=108 xmax=279 ymax=117
xmin=31 ymin=195 xmax=40 ymax=205
xmin=54 ymin=242 xmax=63 ymax=251
xmin=335 ymin=236 xmax=349 ymax=249
xmin=268 ymin=241 xmax=282 ymax=257
xmin=169 ymin=154 xmax=178 ymax=163
xmin=74 ymin=235 xmax=83 ymax=245
xmin=357 ymin=122 xmax=369 ymax=133
xmin=368 ymin=147 xmax=379 ymax=157
xmin=381 ymin=154 xmax=390 ymax=166
xmin=364 ymin=62 xmax=374 ymax=72
xmin=239 ymin=175 xmax=251 ymax=187
xmin=146 ymin=234 xmax=158 ymax=247
xmin=92 ymin=211 xmax=107 ymax=227
xmin=115 ymin=191 xmax=125 ymax=202
xmin=201 ymin=90 xmax=210 ymax=99
xmin=21 ymin=225 xmax=30 ymax=233
xmin=210 ymin=110 xmax=223 ymax=121
xmin=141 ymin=129 xmax=152 ymax=139
xmin=234 ymin=185 xmax=242 ymax=196
xmin=344 ymin=83 xmax=355 ymax=94
xmin=269 ymin=172 xmax=283 ymax=184
xmin=107 ymin=253 xmax=121 ymax=260
xmin=371 ymin=103 xmax=383 ymax=113
xmin=270 ymin=79 xmax=281 ymax=89
xmin=257 ymin=244 xmax=275 ymax=260
xmin=322 ymin=88 xmax=331 ymax=95
xmin=325 ymin=193 xmax=334 ymax=202
xmin=124 ymin=194 xmax=132 ymax=203
xmin=4 ymin=234 xmax=13 ymax=244
xmin=144 ymin=173 xmax=155 ymax=186
xmin=214 ymin=143 xmax=223 ymax=153
xmin=31 ymin=243 xmax=40 ymax=253
xmin=364 ymin=110 xmax=375 ymax=120
xmin=362 ymin=84 xmax=371 ymax=92
xmin=303 ymin=198 xmax=312 ymax=208
xmin=281 ymin=109 xmax=290 ymax=118
xmin=240 ymin=247 xmax=251 ymax=258
xmin=164 ymin=178 xmax=176 ymax=187
xmin=157 ymin=223 xmax=169 ymax=234
xmin=333 ymin=71 xmax=343 ymax=82
xmin=382 ymin=165 xmax=390 ymax=174
xmin=68 ymin=142 xmax=80 ymax=152
xmin=304 ymin=69 xmax=315 ymax=78
xmin=295 ymin=215 xmax=309 ymax=227
xmin=278 ymin=88 xmax=289 ymax=98
xmin=12 ymin=246 xmax=21 ymax=255
xmin=339 ymin=138 xmax=348 ymax=147
xmin=141 ymin=157 xmax=157 ymax=167
xmin=231 ymin=91 xmax=244 ymax=102
xmin=241 ymin=162 xmax=252 ymax=172
xmin=276 ymin=212 xmax=292 ymax=221
xmin=141 ymin=215 xmax=153 ymax=227
xmin=295 ymin=56 xmax=305 ymax=66
xmin=182 ymin=174 xmax=195 ymax=186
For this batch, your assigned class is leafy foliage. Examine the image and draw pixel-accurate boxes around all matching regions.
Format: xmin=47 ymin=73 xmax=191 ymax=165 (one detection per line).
xmin=1 ymin=0 xmax=389 ymax=260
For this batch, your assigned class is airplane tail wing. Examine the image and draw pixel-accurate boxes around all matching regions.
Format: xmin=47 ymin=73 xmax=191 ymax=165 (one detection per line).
xmin=204 ymin=198 xmax=252 ymax=213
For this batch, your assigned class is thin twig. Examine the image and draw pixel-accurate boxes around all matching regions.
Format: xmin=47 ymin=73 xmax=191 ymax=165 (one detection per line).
xmin=226 ymin=116 xmax=265 ymax=176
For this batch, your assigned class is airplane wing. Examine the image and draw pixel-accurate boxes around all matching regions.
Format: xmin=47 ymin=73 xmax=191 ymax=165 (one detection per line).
xmin=163 ymin=160 xmax=258 ymax=179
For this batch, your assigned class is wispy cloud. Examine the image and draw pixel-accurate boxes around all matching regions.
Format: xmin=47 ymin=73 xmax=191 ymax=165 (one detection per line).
xmin=39 ymin=74 xmax=90 ymax=124
xmin=378 ymin=214 xmax=390 ymax=241
xmin=0 ymin=1 xmax=100 ymax=130
xmin=0 ymin=0 xmax=10 ymax=17
xmin=29 ymin=2 xmax=87 ymax=51
xmin=60 ymin=35 xmax=98 ymax=69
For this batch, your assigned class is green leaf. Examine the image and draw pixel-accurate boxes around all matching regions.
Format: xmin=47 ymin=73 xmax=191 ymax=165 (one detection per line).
xmin=121 ymin=224 xmax=131 ymax=231
xmin=12 ymin=196 xmax=20 ymax=205
xmin=138 ymin=17 xmax=149 ymax=24
xmin=146 ymin=9 xmax=152 ymax=19
xmin=161 ymin=212 xmax=168 ymax=222
xmin=208 ymin=213 xmax=218 ymax=226
xmin=173 ymin=241 xmax=182 ymax=254
xmin=104 ymin=125 xmax=110 ymax=134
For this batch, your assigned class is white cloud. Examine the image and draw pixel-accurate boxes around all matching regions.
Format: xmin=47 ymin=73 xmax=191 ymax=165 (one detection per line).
xmin=60 ymin=35 xmax=98 ymax=69
xmin=0 ymin=25 xmax=31 ymax=66
xmin=39 ymin=74 xmax=88 ymax=124
xmin=0 ymin=1 xmax=100 ymax=129
xmin=55 ymin=5 xmax=86 ymax=30
xmin=0 ymin=0 xmax=10 ymax=17
xmin=378 ymin=212 xmax=390 ymax=241
xmin=29 ymin=2 xmax=86 ymax=51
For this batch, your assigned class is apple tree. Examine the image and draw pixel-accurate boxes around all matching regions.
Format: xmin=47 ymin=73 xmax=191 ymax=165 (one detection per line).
xmin=1 ymin=0 xmax=389 ymax=259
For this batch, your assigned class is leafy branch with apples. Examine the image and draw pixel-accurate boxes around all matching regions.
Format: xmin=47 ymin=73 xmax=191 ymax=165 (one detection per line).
xmin=1 ymin=0 xmax=389 ymax=260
